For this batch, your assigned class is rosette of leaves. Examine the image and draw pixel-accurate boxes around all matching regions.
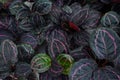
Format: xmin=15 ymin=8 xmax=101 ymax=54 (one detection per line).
xmin=17 ymin=43 xmax=34 ymax=62
xmin=18 ymin=17 xmax=34 ymax=32
xmin=81 ymin=9 xmax=101 ymax=29
xmin=70 ymin=46 xmax=91 ymax=61
xmin=90 ymin=27 xmax=120 ymax=60
xmin=32 ymin=0 xmax=52 ymax=15
xmin=69 ymin=59 xmax=97 ymax=80
xmin=20 ymin=33 xmax=38 ymax=48
xmin=48 ymin=60 xmax=63 ymax=77
xmin=56 ymin=54 xmax=74 ymax=75
xmin=31 ymin=53 xmax=51 ymax=73
xmin=101 ymin=11 xmax=120 ymax=27
xmin=15 ymin=62 xmax=32 ymax=78
xmin=0 ymin=29 xmax=15 ymax=44
xmin=0 ymin=39 xmax=18 ymax=66
xmin=45 ymin=27 xmax=69 ymax=59
xmin=93 ymin=66 xmax=120 ymax=80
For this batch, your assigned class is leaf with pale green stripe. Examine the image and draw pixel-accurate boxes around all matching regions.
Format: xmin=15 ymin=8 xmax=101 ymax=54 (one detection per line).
xmin=31 ymin=53 xmax=51 ymax=73
xmin=57 ymin=54 xmax=74 ymax=75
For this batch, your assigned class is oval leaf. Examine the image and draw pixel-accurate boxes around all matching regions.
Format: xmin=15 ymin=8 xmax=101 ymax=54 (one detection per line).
xmin=31 ymin=53 xmax=51 ymax=73
xmin=0 ymin=39 xmax=18 ymax=65
xmin=90 ymin=27 xmax=120 ymax=60
xmin=69 ymin=59 xmax=97 ymax=80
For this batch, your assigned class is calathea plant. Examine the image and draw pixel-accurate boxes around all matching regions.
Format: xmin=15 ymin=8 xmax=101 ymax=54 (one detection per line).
xmin=0 ymin=0 xmax=120 ymax=79
xmin=69 ymin=27 xmax=120 ymax=80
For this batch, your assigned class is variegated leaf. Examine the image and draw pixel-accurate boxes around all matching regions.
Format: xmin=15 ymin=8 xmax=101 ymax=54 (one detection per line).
xmin=57 ymin=54 xmax=74 ymax=75
xmin=31 ymin=53 xmax=51 ymax=73
xmin=70 ymin=4 xmax=89 ymax=26
xmin=90 ymin=27 xmax=120 ymax=60
xmin=82 ymin=10 xmax=101 ymax=29
xmin=0 ymin=39 xmax=18 ymax=65
xmin=101 ymin=11 xmax=120 ymax=27
xmin=69 ymin=59 xmax=97 ymax=80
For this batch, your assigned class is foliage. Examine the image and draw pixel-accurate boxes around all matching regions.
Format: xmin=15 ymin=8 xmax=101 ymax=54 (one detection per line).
xmin=0 ymin=0 xmax=120 ymax=79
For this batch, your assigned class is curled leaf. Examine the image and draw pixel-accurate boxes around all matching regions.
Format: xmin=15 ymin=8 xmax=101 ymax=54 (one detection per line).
xmin=57 ymin=54 xmax=74 ymax=75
